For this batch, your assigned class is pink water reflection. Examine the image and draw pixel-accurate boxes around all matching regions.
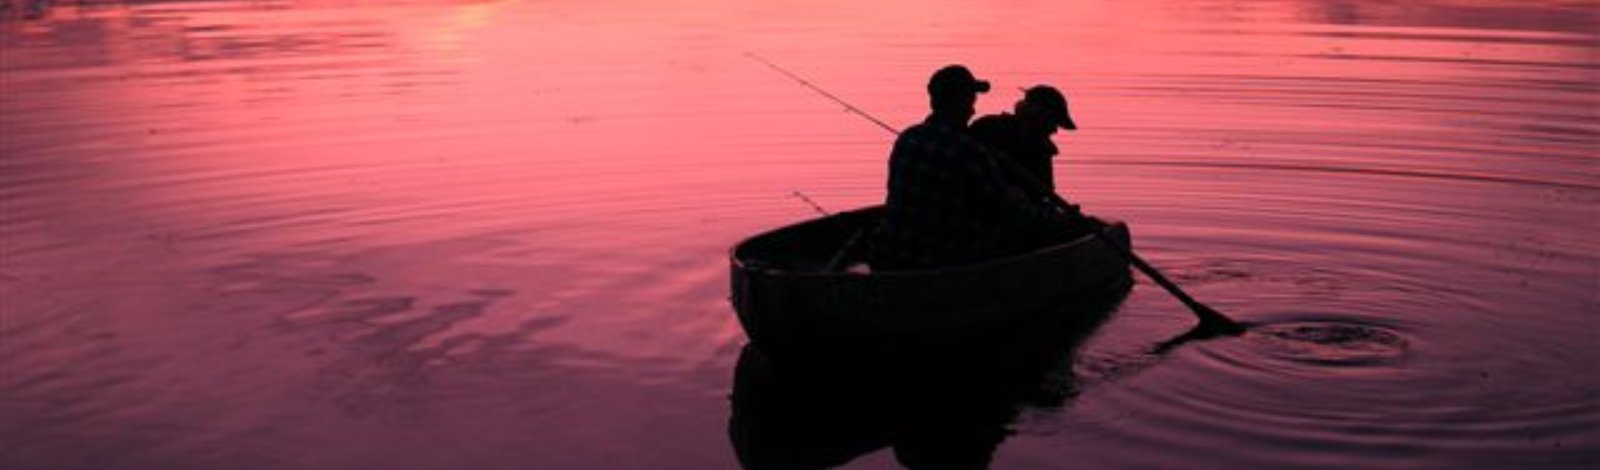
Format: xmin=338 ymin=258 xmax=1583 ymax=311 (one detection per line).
xmin=2 ymin=1 xmax=1597 ymax=469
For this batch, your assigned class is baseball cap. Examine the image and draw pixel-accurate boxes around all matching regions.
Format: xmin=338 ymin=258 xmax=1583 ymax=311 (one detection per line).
xmin=927 ymin=65 xmax=991 ymax=97
xmin=1022 ymin=85 xmax=1077 ymax=130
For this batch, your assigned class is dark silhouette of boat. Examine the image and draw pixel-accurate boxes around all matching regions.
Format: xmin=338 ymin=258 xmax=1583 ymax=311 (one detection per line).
xmin=729 ymin=205 xmax=1133 ymax=363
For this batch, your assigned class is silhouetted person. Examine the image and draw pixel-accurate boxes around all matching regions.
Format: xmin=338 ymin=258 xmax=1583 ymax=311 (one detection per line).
xmin=871 ymin=66 xmax=1070 ymax=271
xmin=971 ymin=85 xmax=1077 ymax=192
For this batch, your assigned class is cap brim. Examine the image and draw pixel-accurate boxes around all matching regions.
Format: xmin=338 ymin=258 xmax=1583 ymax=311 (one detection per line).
xmin=1060 ymin=116 xmax=1077 ymax=131
xmin=974 ymin=80 xmax=991 ymax=93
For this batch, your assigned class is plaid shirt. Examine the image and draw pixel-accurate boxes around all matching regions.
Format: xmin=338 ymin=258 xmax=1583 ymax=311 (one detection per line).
xmin=870 ymin=118 xmax=1068 ymax=271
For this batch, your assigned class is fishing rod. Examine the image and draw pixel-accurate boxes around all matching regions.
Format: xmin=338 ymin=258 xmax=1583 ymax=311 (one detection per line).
xmin=744 ymin=52 xmax=898 ymax=135
xmin=745 ymin=52 xmax=1246 ymax=337
xmin=790 ymin=190 xmax=869 ymax=272
xmin=790 ymin=190 xmax=833 ymax=218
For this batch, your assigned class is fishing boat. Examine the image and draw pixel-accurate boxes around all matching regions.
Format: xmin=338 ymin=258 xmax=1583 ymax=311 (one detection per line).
xmin=729 ymin=205 xmax=1133 ymax=362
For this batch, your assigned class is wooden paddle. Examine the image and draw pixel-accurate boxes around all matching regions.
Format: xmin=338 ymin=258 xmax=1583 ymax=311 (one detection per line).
xmin=990 ymin=152 xmax=1246 ymax=336
xmin=747 ymin=52 xmax=1246 ymax=337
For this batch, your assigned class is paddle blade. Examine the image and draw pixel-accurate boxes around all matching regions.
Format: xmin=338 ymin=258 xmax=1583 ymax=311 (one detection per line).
xmin=1194 ymin=304 xmax=1248 ymax=336
xmin=1151 ymin=314 xmax=1250 ymax=355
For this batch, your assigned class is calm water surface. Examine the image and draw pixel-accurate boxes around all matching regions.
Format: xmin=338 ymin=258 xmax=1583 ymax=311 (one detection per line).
xmin=2 ymin=1 xmax=1597 ymax=469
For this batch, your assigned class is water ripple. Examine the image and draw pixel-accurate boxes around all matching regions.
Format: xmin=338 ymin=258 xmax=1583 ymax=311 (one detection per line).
xmin=4 ymin=1 xmax=1598 ymax=469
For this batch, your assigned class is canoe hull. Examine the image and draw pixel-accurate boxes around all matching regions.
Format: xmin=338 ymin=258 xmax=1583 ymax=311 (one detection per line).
xmin=730 ymin=206 xmax=1133 ymax=362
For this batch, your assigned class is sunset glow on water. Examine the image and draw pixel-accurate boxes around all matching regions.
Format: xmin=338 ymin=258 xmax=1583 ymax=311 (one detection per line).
xmin=2 ymin=1 xmax=1597 ymax=469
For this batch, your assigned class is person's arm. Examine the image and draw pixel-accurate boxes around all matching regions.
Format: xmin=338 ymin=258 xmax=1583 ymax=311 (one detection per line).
xmin=969 ymin=144 xmax=1085 ymax=232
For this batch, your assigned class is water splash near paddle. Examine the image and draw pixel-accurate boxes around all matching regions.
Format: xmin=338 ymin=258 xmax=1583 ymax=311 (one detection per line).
xmin=1154 ymin=316 xmax=1407 ymax=363
xmin=1249 ymin=321 xmax=1409 ymax=367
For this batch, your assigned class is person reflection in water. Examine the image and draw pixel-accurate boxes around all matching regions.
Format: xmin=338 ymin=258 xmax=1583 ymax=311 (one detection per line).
xmin=971 ymin=85 xmax=1078 ymax=193
xmin=870 ymin=66 xmax=1070 ymax=271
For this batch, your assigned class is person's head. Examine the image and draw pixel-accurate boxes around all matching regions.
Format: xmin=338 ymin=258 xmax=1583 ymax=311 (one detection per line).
xmin=926 ymin=65 xmax=990 ymax=125
xmin=1014 ymin=85 xmax=1077 ymax=137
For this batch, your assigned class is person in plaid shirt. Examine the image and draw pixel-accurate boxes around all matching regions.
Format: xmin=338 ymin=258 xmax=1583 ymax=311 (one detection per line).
xmin=870 ymin=66 xmax=1073 ymax=271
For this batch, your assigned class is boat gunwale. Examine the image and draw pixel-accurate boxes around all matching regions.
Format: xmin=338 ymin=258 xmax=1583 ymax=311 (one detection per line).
xmin=728 ymin=205 xmax=1115 ymax=281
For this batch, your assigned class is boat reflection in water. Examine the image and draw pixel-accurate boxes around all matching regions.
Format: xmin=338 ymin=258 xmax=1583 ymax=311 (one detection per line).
xmin=728 ymin=289 xmax=1129 ymax=470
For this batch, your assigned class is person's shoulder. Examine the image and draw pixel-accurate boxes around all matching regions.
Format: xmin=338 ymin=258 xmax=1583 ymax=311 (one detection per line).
xmin=902 ymin=122 xmax=968 ymax=144
xmin=895 ymin=124 xmax=932 ymax=148
xmin=969 ymin=113 xmax=1016 ymax=136
xmin=971 ymin=113 xmax=1014 ymax=127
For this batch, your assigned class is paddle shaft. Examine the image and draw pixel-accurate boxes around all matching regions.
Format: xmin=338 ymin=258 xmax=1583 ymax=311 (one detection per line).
xmin=747 ymin=52 xmax=1242 ymax=329
xmin=994 ymin=158 xmax=1236 ymax=327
